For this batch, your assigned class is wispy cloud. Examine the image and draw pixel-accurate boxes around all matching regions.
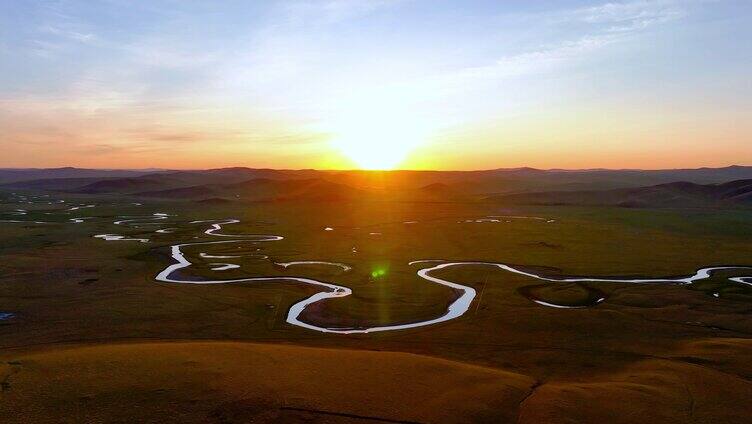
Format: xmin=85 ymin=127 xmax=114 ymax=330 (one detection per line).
xmin=574 ymin=0 xmax=684 ymax=24
xmin=26 ymin=3 xmax=101 ymax=58
xmin=568 ymin=0 xmax=686 ymax=32
xmin=455 ymin=35 xmax=619 ymax=81
xmin=39 ymin=24 xmax=97 ymax=44
xmin=450 ymin=0 xmax=688 ymax=84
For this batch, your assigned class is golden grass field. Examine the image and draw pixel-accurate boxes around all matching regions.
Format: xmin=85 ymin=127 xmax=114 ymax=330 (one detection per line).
xmin=2 ymin=338 xmax=751 ymax=423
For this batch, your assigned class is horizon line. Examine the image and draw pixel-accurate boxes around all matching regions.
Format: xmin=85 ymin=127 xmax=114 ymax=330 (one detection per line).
xmin=1 ymin=164 xmax=750 ymax=173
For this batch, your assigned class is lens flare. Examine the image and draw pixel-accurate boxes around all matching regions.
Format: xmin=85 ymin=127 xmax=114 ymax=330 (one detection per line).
xmin=371 ymin=268 xmax=387 ymax=278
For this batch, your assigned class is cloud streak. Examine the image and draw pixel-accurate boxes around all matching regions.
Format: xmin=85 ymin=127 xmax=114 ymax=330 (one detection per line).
xmin=458 ymin=0 xmax=688 ymax=82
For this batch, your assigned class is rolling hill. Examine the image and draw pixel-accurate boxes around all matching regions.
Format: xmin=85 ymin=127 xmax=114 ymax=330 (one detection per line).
xmin=3 ymin=166 xmax=752 ymax=205
xmin=136 ymin=178 xmax=371 ymax=202
xmin=489 ymin=179 xmax=752 ymax=208
xmin=135 ymin=178 xmax=475 ymax=202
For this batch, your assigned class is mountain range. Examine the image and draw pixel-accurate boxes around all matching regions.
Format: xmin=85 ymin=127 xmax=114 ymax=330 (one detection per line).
xmin=2 ymin=166 xmax=752 ymax=207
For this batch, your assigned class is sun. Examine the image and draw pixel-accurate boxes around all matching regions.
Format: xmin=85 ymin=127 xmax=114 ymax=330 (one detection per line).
xmin=328 ymin=112 xmax=429 ymax=170
xmin=332 ymin=134 xmax=420 ymax=170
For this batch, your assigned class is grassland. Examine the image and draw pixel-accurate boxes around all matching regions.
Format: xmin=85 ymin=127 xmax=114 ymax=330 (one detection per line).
xmin=1 ymin=191 xmax=751 ymax=423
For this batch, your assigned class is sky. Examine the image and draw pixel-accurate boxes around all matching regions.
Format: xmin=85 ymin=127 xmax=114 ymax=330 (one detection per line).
xmin=0 ymin=0 xmax=751 ymax=170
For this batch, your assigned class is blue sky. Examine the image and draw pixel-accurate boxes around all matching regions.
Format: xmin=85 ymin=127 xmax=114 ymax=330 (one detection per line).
xmin=1 ymin=0 xmax=750 ymax=169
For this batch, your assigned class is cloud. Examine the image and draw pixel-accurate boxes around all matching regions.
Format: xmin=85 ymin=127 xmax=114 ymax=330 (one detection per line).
xmin=574 ymin=0 xmax=684 ymax=24
xmin=26 ymin=4 xmax=101 ymax=58
xmin=39 ymin=24 xmax=97 ymax=44
xmin=456 ymin=35 xmax=619 ymax=81
xmin=449 ymin=0 xmax=688 ymax=85
xmin=570 ymin=0 xmax=686 ymax=32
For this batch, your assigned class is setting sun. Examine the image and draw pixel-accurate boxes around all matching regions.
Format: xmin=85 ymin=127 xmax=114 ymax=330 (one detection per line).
xmin=327 ymin=108 xmax=430 ymax=170
xmin=331 ymin=131 xmax=423 ymax=170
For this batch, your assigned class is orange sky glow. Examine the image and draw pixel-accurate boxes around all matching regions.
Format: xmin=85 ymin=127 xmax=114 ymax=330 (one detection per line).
xmin=1 ymin=1 xmax=750 ymax=170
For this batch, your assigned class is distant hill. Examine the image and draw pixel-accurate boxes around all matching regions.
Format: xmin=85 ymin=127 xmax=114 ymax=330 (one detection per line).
xmin=76 ymin=174 xmax=194 ymax=194
xmin=488 ymin=179 xmax=752 ymax=208
xmin=135 ymin=177 xmax=476 ymax=202
xmin=70 ymin=169 xmax=322 ymax=195
xmin=137 ymin=178 xmax=371 ymax=202
xmin=0 ymin=167 xmax=159 ymax=184
xmin=0 ymin=177 xmax=115 ymax=191
xmin=3 ymin=165 xmax=752 ymax=202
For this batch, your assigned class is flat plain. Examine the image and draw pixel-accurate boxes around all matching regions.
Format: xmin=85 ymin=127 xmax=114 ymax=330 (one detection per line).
xmin=1 ymin=190 xmax=752 ymax=423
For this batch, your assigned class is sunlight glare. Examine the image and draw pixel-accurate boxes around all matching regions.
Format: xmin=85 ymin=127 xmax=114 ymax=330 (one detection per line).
xmin=328 ymin=109 xmax=430 ymax=170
